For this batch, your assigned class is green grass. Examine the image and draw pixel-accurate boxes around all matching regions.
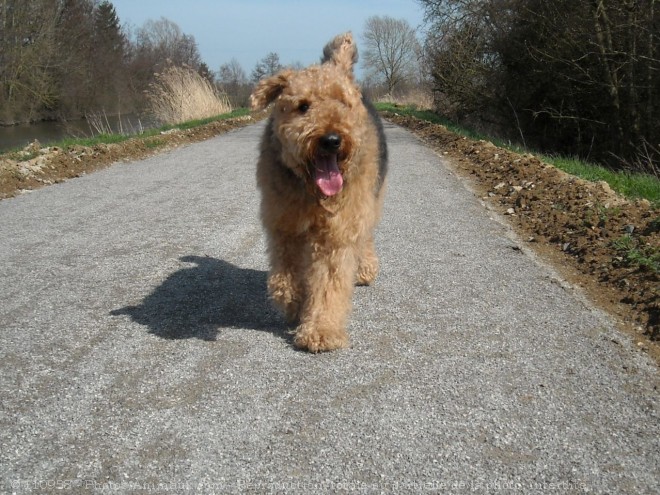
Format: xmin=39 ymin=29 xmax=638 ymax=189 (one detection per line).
xmin=15 ymin=150 xmax=40 ymax=162
xmin=376 ymin=102 xmax=660 ymax=207
xmin=57 ymin=133 xmax=129 ymax=149
xmin=144 ymin=138 xmax=165 ymax=149
xmin=2 ymin=108 xmax=251 ymax=158
xmin=375 ymin=102 xmax=483 ymax=141
xmin=156 ymin=107 xmax=250 ymax=133
xmin=611 ymin=234 xmax=660 ymax=274
xmin=545 ymin=156 xmax=660 ymax=205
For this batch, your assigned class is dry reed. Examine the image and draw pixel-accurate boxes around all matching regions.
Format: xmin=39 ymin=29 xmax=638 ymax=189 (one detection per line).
xmin=146 ymin=65 xmax=232 ymax=125
xmin=377 ymin=89 xmax=434 ymax=111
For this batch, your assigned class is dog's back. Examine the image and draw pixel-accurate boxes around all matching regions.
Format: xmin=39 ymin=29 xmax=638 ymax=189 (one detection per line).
xmin=363 ymin=97 xmax=388 ymax=195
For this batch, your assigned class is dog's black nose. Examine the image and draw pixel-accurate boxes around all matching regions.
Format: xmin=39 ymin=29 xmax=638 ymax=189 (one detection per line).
xmin=320 ymin=133 xmax=341 ymax=152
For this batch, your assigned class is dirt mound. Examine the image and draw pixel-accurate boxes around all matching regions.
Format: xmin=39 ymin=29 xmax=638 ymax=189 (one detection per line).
xmin=384 ymin=112 xmax=658 ymax=362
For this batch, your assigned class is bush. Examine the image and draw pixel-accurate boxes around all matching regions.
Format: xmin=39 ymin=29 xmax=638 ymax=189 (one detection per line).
xmin=420 ymin=0 xmax=660 ymax=173
xmin=146 ymin=65 xmax=232 ymax=124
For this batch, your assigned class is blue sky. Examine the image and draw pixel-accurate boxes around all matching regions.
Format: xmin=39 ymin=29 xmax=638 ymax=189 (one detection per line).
xmin=111 ymin=0 xmax=426 ymax=77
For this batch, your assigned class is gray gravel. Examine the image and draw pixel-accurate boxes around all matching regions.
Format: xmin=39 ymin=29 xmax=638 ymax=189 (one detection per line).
xmin=1 ymin=121 xmax=658 ymax=494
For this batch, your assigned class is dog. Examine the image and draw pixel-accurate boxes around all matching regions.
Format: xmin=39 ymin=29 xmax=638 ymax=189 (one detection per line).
xmin=250 ymin=32 xmax=387 ymax=352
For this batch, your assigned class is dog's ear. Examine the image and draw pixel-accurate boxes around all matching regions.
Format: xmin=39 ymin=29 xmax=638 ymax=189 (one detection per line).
xmin=321 ymin=32 xmax=358 ymax=74
xmin=250 ymin=70 xmax=293 ymax=111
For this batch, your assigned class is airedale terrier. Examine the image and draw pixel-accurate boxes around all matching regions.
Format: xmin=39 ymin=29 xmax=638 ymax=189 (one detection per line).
xmin=250 ymin=32 xmax=387 ymax=352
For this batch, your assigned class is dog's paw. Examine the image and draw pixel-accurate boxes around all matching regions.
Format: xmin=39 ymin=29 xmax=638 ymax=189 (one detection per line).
xmin=356 ymin=258 xmax=379 ymax=286
xmin=293 ymin=325 xmax=348 ymax=353
xmin=355 ymin=267 xmax=377 ymax=286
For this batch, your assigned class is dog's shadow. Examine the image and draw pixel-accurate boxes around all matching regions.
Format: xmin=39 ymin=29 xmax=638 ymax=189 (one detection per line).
xmin=111 ymin=255 xmax=287 ymax=341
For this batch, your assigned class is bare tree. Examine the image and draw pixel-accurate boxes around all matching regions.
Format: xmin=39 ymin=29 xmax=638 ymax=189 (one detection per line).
xmin=218 ymin=59 xmax=247 ymax=87
xmin=218 ymin=58 xmax=250 ymax=107
xmin=135 ymin=17 xmax=202 ymax=70
xmin=127 ymin=16 xmax=203 ymax=111
xmin=0 ymin=0 xmax=61 ymax=122
xmin=362 ymin=16 xmax=421 ymax=94
xmin=251 ymin=52 xmax=282 ymax=82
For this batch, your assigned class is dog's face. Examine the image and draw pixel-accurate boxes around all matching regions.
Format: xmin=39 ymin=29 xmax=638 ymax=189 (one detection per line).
xmin=251 ymin=33 xmax=368 ymax=198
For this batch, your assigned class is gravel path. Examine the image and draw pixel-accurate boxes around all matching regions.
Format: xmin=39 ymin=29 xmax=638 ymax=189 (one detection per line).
xmin=1 ymin=122 xmax=658 ymax=494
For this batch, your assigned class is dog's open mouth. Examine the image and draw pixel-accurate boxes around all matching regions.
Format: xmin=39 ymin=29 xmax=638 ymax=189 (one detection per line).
xmin=313 ymin=153 xmax=343 ymax=197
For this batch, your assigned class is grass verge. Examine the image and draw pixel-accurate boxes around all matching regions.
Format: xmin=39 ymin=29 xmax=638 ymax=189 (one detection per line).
xmin=376 ymin=103 xmax=660 ymax=207
xmin=4 ymin=109 xmax=251 ymax=160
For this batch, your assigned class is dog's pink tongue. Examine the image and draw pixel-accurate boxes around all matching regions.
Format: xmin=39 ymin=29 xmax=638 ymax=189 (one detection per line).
xmin=314 ymin=154 xmax=343 ymax=196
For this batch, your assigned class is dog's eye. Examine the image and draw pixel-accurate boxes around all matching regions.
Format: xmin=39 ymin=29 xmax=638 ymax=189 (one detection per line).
xmin=298 ymin=102 xmax=310 ymax=113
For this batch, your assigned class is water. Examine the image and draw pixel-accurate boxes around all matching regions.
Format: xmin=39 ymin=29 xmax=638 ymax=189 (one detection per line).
xmin=0 ymin=114 xmax=152 ymax=152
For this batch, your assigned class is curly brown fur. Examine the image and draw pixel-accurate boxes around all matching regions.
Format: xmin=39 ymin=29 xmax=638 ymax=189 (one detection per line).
xmin=251 ymin=32 xmax=387 ymax=352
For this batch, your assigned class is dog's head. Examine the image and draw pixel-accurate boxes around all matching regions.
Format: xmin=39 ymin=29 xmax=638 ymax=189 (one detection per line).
xmin=250 ymin=33 xmax=368 ymax=198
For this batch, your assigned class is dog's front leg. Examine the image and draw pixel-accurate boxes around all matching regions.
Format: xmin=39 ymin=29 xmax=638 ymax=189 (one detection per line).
xmin=267 ymin=232 xmax=305 ymax=323
xmin=294 ymin=245 xmax=357 ymax=352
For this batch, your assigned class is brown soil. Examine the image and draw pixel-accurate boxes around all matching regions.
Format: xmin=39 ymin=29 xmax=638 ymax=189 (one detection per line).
xmin=384 ymin=112 xmax=659 ymax=364
xmin=1 ymin=111 xmax=658 ymax=363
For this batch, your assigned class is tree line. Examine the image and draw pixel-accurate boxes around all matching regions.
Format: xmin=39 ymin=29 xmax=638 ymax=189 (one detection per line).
xmin=6 ymin=1 xmax=653 ymax=172
xmin=1 ymin=2 xmax=423 ymax=127
xmin=419 ymin=0 xmax=660 ymax=172
xmin=0 ymin=0 xmax=209 ymax=125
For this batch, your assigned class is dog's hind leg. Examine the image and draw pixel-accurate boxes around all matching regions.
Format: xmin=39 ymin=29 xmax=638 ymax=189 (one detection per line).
xmin=356 ymin=235 xmax=379 ymax=286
